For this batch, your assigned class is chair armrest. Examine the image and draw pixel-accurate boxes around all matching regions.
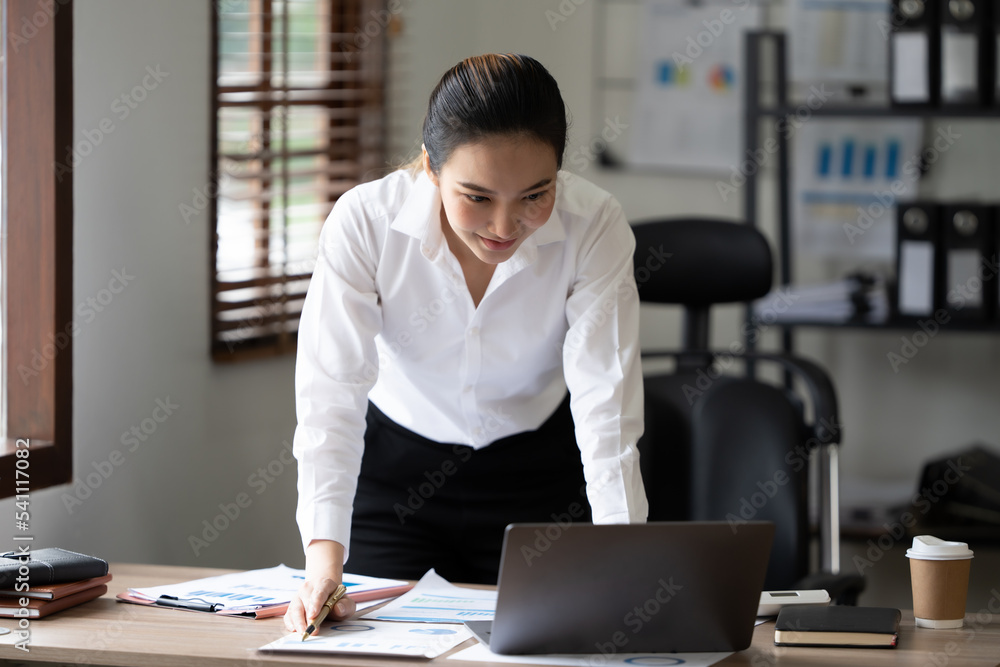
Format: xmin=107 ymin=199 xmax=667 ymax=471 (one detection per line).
xmin=640 ymin=349 xmax=841 ymax=447
xmin=738 ymin=352 xmax=840 ymax=447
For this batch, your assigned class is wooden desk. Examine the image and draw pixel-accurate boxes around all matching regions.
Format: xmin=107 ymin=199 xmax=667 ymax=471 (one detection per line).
xmin=0 ymin=563 xmax=998 ymax=667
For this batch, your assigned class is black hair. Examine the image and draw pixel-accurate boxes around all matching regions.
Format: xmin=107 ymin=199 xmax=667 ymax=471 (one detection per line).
xmin=421 ymin=53 xmax=568 ymax=173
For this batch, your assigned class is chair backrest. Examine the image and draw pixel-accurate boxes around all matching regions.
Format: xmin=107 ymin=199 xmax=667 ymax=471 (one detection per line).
xmin=632 ymin=218 xmax=773 ymax=305
xmin=633 ymin=218 xmax=772 ymax=351
xmin=633 ymin=218 xmax=810 ymax=590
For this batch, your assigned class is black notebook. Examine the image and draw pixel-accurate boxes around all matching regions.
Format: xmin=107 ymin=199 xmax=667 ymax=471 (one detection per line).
xmin=0 ymin=548 xmax=109 ymax=587
xmin=774 ymin=606 xmax=901 ymax=648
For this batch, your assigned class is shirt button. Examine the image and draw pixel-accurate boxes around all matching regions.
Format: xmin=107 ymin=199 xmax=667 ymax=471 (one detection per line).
xmin=473 ymin=427 xmax=484 ymax=438
xmin=421 ymin=245 xmax=432 ymax=257
xmin=463 ymin=386 xmax=473 ymax=393
xmin=468 ymin=327 xmax=480 ymax=337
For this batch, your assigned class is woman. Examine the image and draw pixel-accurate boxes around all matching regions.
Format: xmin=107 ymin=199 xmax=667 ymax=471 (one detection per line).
xmin=285 ymin=53 xmax=647 ymax=634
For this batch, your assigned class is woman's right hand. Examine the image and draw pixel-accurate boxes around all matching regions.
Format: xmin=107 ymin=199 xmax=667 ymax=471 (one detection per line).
xmin=284 ymin=539 xmax=357 ymax=634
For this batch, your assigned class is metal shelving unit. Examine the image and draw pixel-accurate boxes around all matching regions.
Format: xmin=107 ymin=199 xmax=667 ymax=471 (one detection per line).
xmin=743 ymin=31 xmax=1000 ymax=345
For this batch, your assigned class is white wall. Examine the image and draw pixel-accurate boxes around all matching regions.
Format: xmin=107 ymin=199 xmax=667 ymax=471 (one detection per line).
xmin=5 ymin=0 xmax=998 ymax=573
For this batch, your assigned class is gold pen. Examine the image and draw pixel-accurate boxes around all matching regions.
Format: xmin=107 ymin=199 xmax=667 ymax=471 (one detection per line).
xmin=300 ymin=583 xmax=348 ymax=641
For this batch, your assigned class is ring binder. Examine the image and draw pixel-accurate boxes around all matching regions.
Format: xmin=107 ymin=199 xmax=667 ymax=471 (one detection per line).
xmin=891 ymin=0 xmax=941 ymax=106
xmin=940 ymin=0 xmax=989 ymax=106
xmin=993 ymin=0 xmax=1000 ymax=105
xmin=895 ymin=202 xmax=943 ymax=318
xmin=941 ymin=204 xmax=997 ymax=320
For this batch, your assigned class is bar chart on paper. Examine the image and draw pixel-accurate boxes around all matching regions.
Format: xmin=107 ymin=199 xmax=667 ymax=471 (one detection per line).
xmin=362 ymin=570 xmax=498 ymax=624
xmin=813 ymin=138 xmax=901 ymax=180
xmin=260 ymin=621 xmax=473 ymax=658
xmin=370 ymin=593 xmax=496 ymax=623
xmin=792 ymin=119 xmax=924 ymax=260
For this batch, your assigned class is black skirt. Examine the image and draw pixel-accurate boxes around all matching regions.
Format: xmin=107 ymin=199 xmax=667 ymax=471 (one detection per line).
xmin=348 ymin=394 xmax=591 ymax=584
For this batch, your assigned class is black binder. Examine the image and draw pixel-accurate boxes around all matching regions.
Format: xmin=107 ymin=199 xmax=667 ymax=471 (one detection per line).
xmin=941 ymin=204 xmax=996 ymax=320
xmin=940 ymin=0 xmax=991 ymax=106
xmin=891 ymin=0 xmax=941 ymax=106
xmin=994 ymin=0 xmax=1000 ymax=104
xmin=996 ymin=203 xmax=1000 ymax=316
xmin=894 ymin=202 xmax=943 ymax=319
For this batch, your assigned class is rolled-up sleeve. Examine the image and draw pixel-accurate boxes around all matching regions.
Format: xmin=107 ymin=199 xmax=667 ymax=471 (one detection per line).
xmin=562 ymin=196 xmax=648 ymax=525
xmin=293 ymin=189 xmax=383 ymax=561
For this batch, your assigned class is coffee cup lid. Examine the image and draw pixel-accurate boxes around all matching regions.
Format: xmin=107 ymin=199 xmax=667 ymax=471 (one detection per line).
xmin=906 ymin=535 xmax=974 ymax=560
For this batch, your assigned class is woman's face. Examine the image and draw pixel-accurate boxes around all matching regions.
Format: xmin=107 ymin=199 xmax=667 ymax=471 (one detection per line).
xmin=425 ymin=135 xmax=558 ymax=266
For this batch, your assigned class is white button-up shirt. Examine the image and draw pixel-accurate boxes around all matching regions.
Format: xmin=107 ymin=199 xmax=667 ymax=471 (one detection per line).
xmin=293 ymin=168 xmax=648 ymax=559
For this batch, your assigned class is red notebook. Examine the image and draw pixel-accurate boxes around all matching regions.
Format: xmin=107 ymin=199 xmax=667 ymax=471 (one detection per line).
xmin=0 ymin=584 xmax=107 ymax=618
xmin=0 ymin=573 xmax=113 ymax=600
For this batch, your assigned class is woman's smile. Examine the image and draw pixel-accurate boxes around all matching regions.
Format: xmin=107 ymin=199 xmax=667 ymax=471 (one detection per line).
xmin=478 ymin=236 xmax=518 ymax=251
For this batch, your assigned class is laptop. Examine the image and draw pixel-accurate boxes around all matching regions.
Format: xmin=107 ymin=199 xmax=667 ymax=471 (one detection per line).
xmin=467 ymin=521 xmax=774 ymax=655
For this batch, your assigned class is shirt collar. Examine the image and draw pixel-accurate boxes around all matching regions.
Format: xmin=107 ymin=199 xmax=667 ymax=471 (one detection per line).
xmin=390 ymin=171 xmax=440 ymax=240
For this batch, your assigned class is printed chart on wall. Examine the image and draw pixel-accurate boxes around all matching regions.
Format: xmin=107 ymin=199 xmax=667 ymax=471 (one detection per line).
xmin=786 ymin=0 xmax=890 ymax=97
xmin=792 ymin=119 xmax=924 ymax=261
xmin=629 ymin=0 xmax=761 ymax=172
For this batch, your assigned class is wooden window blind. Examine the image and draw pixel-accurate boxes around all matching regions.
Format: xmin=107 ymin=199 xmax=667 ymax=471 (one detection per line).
xmin=211 ymin=0 xmax=388 ymax=361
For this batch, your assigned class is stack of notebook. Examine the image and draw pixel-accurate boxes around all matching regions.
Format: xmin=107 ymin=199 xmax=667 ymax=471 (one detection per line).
xmin=0 ymin=548 xmax=110 ymax=619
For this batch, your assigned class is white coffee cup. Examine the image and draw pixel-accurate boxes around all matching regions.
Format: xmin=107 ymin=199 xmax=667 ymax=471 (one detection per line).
xmin=906 ymin=535 xmax=974 ymax=629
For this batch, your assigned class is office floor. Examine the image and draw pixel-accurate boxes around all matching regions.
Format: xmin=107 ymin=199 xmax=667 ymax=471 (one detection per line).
xmin=841 ymin=540 xmax=1000 ymax=613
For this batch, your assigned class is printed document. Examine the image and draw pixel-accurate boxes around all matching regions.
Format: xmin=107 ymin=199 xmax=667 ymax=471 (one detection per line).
xmin=361 ymin=568 xmax=497 ymax=623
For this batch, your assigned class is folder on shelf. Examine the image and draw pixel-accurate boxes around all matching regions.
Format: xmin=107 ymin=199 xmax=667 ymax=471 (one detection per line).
xmin=895 ymin=202 xmax=943 ymax=318
xmin=891 ymin=0 xmax=940 ymax=106
xmin=940 ymin=0 xmax=990 ymax=105
xmin=754 ymin=274 xmax=888 ymax=324
xmin=994 ymin=0 xmax=1000 ymax=102
xmin=941 ymin=204 xmax=997 ymax=320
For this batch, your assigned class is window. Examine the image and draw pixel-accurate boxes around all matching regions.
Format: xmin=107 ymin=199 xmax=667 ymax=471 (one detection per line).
xmin=211 ymin=0 xmax=388 ymax=361
xmin=0 ymin=0 xmax=74 ymax=498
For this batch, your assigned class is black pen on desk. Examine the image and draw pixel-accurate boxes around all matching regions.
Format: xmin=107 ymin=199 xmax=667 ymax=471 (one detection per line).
xmin=301 ymin=583 xmax=347 ymax=641
xmin=155 ymin=595 xmax=223 ymax=613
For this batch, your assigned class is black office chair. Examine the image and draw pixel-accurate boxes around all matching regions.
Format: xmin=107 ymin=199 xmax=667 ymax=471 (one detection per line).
xmin=632 ymin=218 xmax=864 ymax=605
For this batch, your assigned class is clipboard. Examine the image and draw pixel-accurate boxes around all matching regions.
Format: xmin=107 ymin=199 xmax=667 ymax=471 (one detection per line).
xmin=115 ymin=583 xmax=415 ymax=619
xmin=114 ymin=565 xmax=413 ymax=620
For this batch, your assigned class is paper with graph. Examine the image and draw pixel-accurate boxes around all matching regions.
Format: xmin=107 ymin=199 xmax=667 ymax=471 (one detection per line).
xmin=629 ymin=0 xmax=761 ymax=172
xmin=786 ymin=0 xmax=890 ymax=88
xmin=260 ymin=620 xmax=472 ymax=658
xmin=792 ymin=119 xmax=924 ymax=261
xmin=360 ymin=569 xmax=497 ymax=623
